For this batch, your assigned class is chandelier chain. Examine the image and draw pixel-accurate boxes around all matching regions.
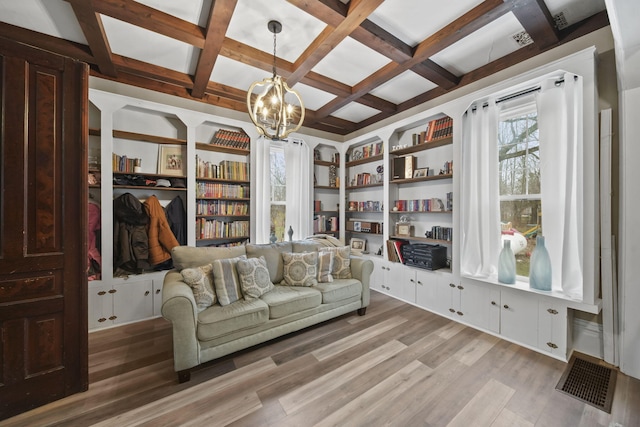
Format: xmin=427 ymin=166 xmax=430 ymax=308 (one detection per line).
xmin=272 ymin=31 xmax=277 ymax=77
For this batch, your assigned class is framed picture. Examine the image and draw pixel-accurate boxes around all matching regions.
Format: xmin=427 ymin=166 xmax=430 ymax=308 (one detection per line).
xmin=158 ymin=146 xmax=184 ymax=176
xmin=413 ymin=168 xmax=429 ymax=178
xmin=350 ymin=238 xmax=365 ymax=254
xmin=395 ymin=222 xmax=412 ymax=237
xmin=353 ymin=221 xmax=361 ymax=232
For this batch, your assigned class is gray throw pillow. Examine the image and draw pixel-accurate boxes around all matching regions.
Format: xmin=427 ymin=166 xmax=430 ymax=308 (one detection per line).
xmin=317 ymin=250 xmax=334 ymax=283
xmin=236 ymin=256 xmax=274 ymax=299
xmin=318 ymin=246 xmax=352 ymax=279
xmin=212 ymin=255 xmax=246 ymax=306
xmin=281 ymin=252 xmax=318 ymax=287
xmin=180 ymin=264 xmax=216 ymax=312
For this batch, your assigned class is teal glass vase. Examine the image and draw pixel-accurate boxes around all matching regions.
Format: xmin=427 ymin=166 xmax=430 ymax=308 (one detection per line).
xmin=498 ymin=239 xmax=516 ymax=284
xmin=529 ymin=235 xmax=552 ymax=291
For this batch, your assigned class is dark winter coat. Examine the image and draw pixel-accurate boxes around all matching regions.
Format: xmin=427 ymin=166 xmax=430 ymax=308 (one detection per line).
xmin=113 ymin=193 xmax=150 ymax=274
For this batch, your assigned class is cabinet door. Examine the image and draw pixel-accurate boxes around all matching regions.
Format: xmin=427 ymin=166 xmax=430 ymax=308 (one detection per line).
xmin=416 ymin=270 xmax=452 ymax=314
xmin=153 ymin=278 xmax=164 ymax=317
xmin=500 ymin=289 xmax=538 ymax=348
xmin=369 ymin=257 xmax=386 ymax=292
xmin=113 ymin=280 xmax=154 ymax=325
xmin=457 ymin=282 xmax=492 ymax=329
xmin=538 ymin=299 xmax=568 ymax=359
xmin=488 ymin=288 xmax=501 ymax=334
xmin=398 ymin=266 xmax=417 ymax=303
xmin=88 ymin=283 xmax=114 ymax=330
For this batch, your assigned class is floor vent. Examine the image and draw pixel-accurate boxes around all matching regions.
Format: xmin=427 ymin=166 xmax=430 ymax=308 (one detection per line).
xmin=556 ymin=353 xmax=617 ymax=413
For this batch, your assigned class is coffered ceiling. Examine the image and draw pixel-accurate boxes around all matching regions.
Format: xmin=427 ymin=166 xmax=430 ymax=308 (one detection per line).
xmin=0 ymin=0 xmax=609 ymax=137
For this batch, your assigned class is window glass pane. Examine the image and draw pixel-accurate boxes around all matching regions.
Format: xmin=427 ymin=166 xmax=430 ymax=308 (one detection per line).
xmin=498 ymin=108 xmax=541 ymax=277
xmin=270 ymin=146 xmax=286 ymax=241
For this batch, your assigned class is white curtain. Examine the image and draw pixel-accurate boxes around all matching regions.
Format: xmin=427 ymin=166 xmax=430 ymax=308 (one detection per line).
xmin=536 ymin=74 xmax=583 ymax=298
xmin=255 ymin=136 xmax=272 ymax=243
xmin=460 ymin=102 xmax=501 ymax=278
xmin=284 ymin=140 xmax=312 ymax=240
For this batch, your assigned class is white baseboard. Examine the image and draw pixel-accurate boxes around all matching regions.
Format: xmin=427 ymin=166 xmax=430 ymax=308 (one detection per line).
xmin=573 ymin=318 xmax=604 ymax=359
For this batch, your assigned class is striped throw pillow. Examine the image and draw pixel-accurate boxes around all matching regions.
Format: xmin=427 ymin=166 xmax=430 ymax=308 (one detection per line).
xmin=212 ymin=255 xmax=246 ymax=306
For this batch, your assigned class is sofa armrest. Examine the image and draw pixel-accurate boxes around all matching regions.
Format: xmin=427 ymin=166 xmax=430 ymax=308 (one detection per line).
xmin=350 ymin=256 xmax=373 ymax=308
xmin=161 ymin=270 xmax=200 ymax=372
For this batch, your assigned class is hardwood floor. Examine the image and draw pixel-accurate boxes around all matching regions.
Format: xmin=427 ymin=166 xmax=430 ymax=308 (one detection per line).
xmin=3 ymin=291 xmax=639 ymax=426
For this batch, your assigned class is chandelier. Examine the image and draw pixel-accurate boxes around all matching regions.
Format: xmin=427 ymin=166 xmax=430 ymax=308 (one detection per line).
xmin=247 ymin=20 xmax=305 ymax=140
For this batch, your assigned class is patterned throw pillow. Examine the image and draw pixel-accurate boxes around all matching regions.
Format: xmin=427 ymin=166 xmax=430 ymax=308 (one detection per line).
xmin=212 ymin=255 xmax=246 ymax=306
xmin=318 ymin=246 xmax=352 ymax=279
xmin=317 ymin=250 xmax=334 ymax=283
xmin=180 ymin=264 xmax=216 ymax=312
xmin=281 ymin=252 xmax=318 ymax=287
xmin=236 ymin=256 xmax=274 ymax=300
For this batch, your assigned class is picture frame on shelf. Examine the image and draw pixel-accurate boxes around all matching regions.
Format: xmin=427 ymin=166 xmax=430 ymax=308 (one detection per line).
xmin=350 ymin=238 xmax=365 ymax=255
xmin=158 ymin=146 xmax=184 ymax=176
xmin=353 ymin=221 xmax=362 ymax=232
xmin=413 ymin=168 xmax=429 ymax=178
xmin=395 ymin=222 xmax=413 ymax=237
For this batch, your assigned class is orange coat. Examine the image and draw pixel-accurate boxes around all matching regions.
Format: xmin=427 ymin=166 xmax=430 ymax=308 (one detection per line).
xmin=144 ymin=195 xmax=180 ymax=266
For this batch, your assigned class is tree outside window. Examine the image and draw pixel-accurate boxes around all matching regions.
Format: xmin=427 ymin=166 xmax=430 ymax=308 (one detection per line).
xmin=498 ymin=103 xmax=541 ymax=276
xmin=270 ymin=146 xmax=286 ymax=242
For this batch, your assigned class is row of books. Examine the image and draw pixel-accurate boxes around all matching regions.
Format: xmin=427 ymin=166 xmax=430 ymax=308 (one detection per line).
xmin=427 ymin=226 xmax=453 ymax=242
xmin=196 ymin=182 xmax=249 ymax=199
xmin=196 ymin=157 xmax=249 ymax=181
xmin=196 ymin=200 xmax=249 ymax=216
xmin=313 ymin=215 xmax=338 ymax=233
xmin=387 ymin=239 xmax=408 ymax=263
xmin=113 ymin=153 xmax=141 ymax=173
xmin=393 ymin=198 xmax=448 ymax=212
xmin=442 ymin=161 xmax=453 ymax=175
xmin=350 ymin=172 xmax=380 ymax=187
xmin=348 ymin=200 xmax=383 ymax=212
xmin=411 ymin=116 xmax=454 ymax=145
xmin=208 ymin=129 xmax=250 ymax=150
xmin=196 ymin=219 xmax=249 ymax=240
xmin=348 ymin=142 xmax=383 ymax=161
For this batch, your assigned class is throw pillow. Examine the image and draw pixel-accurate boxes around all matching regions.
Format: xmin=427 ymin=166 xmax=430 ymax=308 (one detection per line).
xmin=180 ymin=264 xmax=216 ymax=312
xmin=319 ymin=246 xmax=352 ymax=279
xmin=281 ymin=252 xmax=318 ymax=287
xmin=236 ymin=256 xmax=274 ymax=300
xmin=317 ymin=250 xmax=334 ymax=283
xmin=212 ymin=255 xmax=246 ymax=306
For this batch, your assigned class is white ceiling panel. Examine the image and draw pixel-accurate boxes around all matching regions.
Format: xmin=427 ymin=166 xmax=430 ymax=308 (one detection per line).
xmin=543 ymin=0 xmax=606 ymax=27
xmin=331 ymin=102 xmax=380 ymax=123
xmin=312 ymin=37 xmax=391 ymax=87
xmin=101 ymin=15 xmax=197 ymax=75
xmin=134 ymin=0 xmax=212 ymax=27
xmin=291 ymin=83 xmax=337 ymax=111
xmin=368 ymin=0 xmax=484 ymax=46
xmin=0 ymin=0 xmax=86 ymax=44
xmin=211 ymin=55 xmax=274 ymax=93
xmin=430 ymin=12 xmax=525 ymax=76
xmin=369 ymin=70 xmax=438 ymax=104
xmin=226 ymin=0 xmax=326 ymax=63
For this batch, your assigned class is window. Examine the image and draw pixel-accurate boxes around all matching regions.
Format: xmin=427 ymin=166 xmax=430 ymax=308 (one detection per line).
xmin=270 ymin=144 xmax=286 ymax=241
xmin=498 ymin=100 xmax=540 ymax=277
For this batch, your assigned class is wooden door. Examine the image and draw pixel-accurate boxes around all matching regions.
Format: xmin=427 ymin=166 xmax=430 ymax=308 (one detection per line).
xmin=0 ymin=38 xmax=88 ymax=420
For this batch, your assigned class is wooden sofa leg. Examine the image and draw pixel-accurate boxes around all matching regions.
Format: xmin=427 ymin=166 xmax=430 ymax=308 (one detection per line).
xmin=357 ymin=307 xmax=367 ymax=316
xmin=177 ymin=370 xmax=191 ymax=383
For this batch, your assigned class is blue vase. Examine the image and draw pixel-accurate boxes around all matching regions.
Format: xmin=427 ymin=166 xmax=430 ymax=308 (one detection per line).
xmin=498 ymin=239 xmax=516 ymax=284
xmin=530 ymin=235 xmax=552 ymax=291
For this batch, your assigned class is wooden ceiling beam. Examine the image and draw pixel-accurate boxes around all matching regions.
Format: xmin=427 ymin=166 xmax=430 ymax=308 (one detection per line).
xmin=68 ymin=0 xmax=117 ymax=77
xmin=507 ymin=0 xmax=559 ymax=48
xmin=0 ymin=22 xmax=94 ymax=64
xmin=286 ymin=0 xmax=384 ymax=86
xmin=90 ymin=0 xmax=206 ymax=48
xmin=191 ymin=0 xmax=238 ymax=99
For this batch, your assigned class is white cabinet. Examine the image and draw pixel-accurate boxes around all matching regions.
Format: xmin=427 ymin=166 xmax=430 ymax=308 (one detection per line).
xmin=448 ymin=281 xmax=495 ymax=330
xmin=153 ymin=277 xmax=164 ymax=317
xmin=376 ymin=261 xmax=415 ymax=303
xmin=415 ymin=268 xmax=452 ymax=316
xmin=538 ymin=298 xmax=570 ymax=359
xmin=88 ymin=279 xmax=154 ymax=330
xmin=368 ymin=256 xmax=386 ymax=292
xmin=499 ymin=288 xmax=539 ymax=349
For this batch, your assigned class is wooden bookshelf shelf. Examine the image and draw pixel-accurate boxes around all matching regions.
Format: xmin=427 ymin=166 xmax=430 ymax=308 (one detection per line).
xmin=196 ymin=142 xmax=249 ymax=156
xmin=390 ymin=210 xmax=453 ymax=214
xmin=390 ymin=174 xmax=452 ymax=185
xmin=345 ymin=153 xmax=383 ymax=168
xmin=346 ymin=182 xmax=384 ymax=190
xmin=390 ymin=136 xmax=452 ymax=156
xmin=389 ymin=235 xmax=452 ymax=245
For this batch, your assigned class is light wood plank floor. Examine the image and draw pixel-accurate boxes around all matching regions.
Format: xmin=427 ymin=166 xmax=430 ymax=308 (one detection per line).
xmin=2 ymin=291 xmax=639 ymax=426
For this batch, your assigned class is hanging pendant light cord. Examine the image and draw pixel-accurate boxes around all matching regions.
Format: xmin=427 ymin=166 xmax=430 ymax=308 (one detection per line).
xmin=272 ymin=31 xmax=277 ymax=78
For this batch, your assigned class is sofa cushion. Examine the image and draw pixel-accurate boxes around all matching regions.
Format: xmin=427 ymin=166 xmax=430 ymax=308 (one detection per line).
xmin=197 ymin=298 xmax=269 ymax=341
xmin=172 ymin=245 xmax=247 ymax=270
xmin=313 ymin=278 xmax=362 ymax=304
xmin=260 ymin=285 xmax=322 ymax=319
xmin=317 ymin=250 xmax=334 ymax=283
xmin=212 ymin=255 xmax=246 ymax=306
xmin=180 ymin=263 xmax=216 ymax=311
xmin=318 ymin=246 xmax=352 ymax=279
xmin=246 ymin=242 xmax=292 ymax=283
xmin=237 ymin=256 xmax=274 ymax=299
xmin=281 ymin=252 xmax=318 ymax=287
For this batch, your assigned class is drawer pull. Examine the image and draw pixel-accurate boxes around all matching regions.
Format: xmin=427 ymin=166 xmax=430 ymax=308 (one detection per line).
xmin=98 ymin=318 xmax=106 ymax=323
xmin=456 ymin=311 xmax=463 ymax=316
xmin=547 ymin=342 xmax=558 ymax=349
xmin=449 ymin=283 xmax=456 ymax=288
xmin=108 ymin=289 xmax=117 ymax=294
xmin=449 ymin=308 xmax=455 ymax=313
xmin=503 ymin=304 xmax=510 ymax=310
xmin=547 ymin=308 xmax=558 ymax=315
xmin=156 ymin=289 xmax=161 ymax=294
xmin=97 ymin=291 xmax=106 ymax=296
xmin=417 ymin=281 xmax=423 ymax=285
xmin=109 ymin=316 xmax=117 ymax=321
xmin=457 ymin=285 xmax=464 ymax=290
xmin=145 ymin=291 xmax=150 ymax=296
xmin=491 ymin=301 xmax=497 ymax=306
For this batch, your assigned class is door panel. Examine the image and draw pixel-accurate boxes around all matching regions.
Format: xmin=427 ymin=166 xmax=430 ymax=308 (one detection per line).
xmin=0 ymin=38 xmax=88 ymax=420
